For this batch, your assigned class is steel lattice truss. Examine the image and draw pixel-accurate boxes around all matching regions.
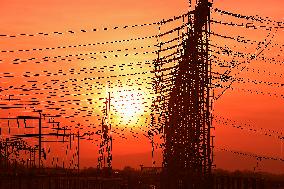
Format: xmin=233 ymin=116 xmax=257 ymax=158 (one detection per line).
xmin=152 ymin=1 xmax=214 ymax=187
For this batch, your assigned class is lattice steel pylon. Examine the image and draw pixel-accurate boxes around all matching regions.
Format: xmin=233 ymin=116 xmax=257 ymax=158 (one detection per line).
xmin=97 ymin=92 xmax=113 ymax=170
xmin=162 ymin=0 xmax=214 ymax=188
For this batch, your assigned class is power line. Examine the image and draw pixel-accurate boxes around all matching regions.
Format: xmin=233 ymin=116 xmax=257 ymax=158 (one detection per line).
xmin=214 ymin=28 xmax=278 ymax=100
xmin=0 ymin=11 xmax=192 ymax=38
xmin=213 ymin=8 xmax=284 ymax=25
xmin=219 ymin=148 xmax=284 ymax=162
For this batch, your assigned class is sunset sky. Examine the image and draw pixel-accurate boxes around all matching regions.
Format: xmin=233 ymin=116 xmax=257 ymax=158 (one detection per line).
xmin=0 ymin=0 xmax=283 ymax=174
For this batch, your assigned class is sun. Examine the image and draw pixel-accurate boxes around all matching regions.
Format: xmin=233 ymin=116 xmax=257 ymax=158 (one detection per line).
xmin=112 ymin=90 xmax=145 ymax=122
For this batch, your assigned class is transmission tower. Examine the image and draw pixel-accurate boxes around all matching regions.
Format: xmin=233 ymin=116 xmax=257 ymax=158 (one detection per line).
xmin=98 ymin=92 xmax=113 ymax=170
xmin=163 ymin=0 xmax=214 ymax=188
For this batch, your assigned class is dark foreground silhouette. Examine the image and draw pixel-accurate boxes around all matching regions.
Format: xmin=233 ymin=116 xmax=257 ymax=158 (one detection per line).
xmin=0 ymin=165 xmax=283 ymax=189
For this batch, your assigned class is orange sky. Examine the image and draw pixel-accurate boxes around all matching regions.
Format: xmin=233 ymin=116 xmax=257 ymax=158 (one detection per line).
xmin=0 ymin=0 xmax=284 ymax=173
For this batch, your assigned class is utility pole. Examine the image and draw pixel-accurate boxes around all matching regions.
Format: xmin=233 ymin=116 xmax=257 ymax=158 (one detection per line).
xmin=77 ymin=129 xmax=80 ymax=173
xmin=38 ymin=111 xmax=42 ymax=169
